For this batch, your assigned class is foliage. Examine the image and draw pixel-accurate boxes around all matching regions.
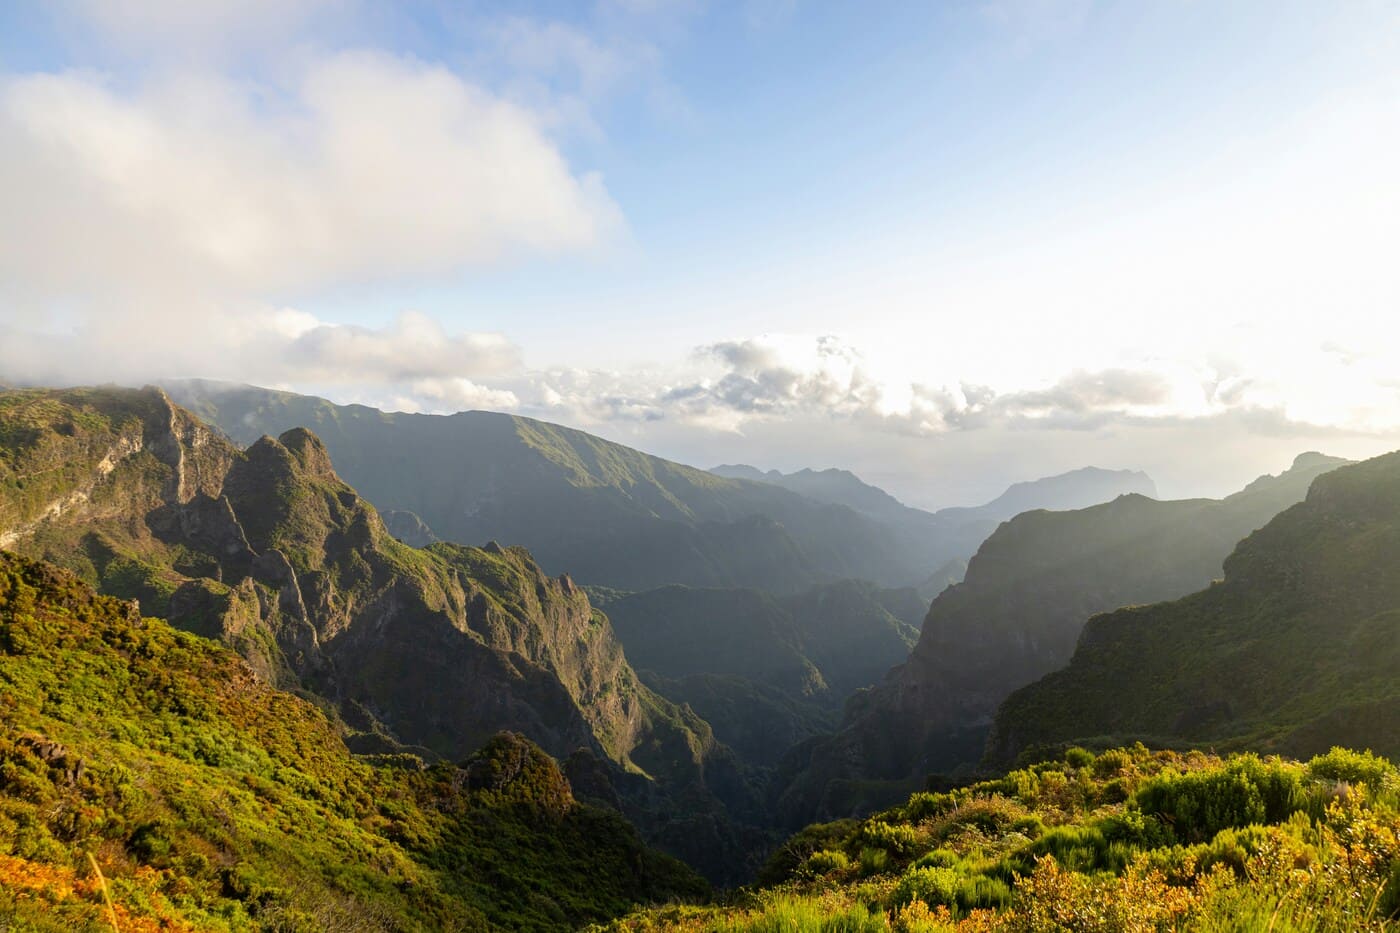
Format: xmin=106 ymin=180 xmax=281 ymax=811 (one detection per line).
xmin=598 ymin=744 xmax=1400 ymax=931
xmin=0 ymin=551 xmax=706 ymax=931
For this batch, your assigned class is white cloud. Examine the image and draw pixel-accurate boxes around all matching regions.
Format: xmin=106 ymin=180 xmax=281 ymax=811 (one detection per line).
xmin=0 ymin=53 xmax=619 ymax=311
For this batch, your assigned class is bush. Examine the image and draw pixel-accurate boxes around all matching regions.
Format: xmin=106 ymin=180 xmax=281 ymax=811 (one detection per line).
xmin=1064 ymin=747 xmax=1095 ymax=769
xmin=912 ymin=848 xmax=959 ymax=870
xmin=1307 ymin=747 xmax=1397 ymax=789
xmin=1092 ymin=749 xmax=1133 ymax=778
xmin=861 ymin=821 xmax=921 ymax=857
xmin=802 ymin=849 xmax=850 ymax=876
xmin=894 ymin=865 xmax=1011 ymax=914
xmin=858 ymin=847 xmax=889 ymax=876
xmin=1134 ymin=756 xmax=1305 ymax=844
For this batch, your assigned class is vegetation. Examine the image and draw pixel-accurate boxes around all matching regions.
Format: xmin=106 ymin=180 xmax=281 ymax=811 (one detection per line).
xmin=0 ymin=386 xmax=768 ymax=884
xmin=594 ymin=744 xmax=1400 ymax=931
xmin=775 ymin=451 xmax=1349 ymax=827
xmin=0 ymin=550 xmax=707 ymax=930
xmin=989 ymin=451 xmax=1400 ymax=765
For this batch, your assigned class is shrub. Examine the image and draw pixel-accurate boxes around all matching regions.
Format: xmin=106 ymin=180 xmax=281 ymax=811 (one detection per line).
xmin=858 ymin=847 xmax=889 ymax=876
xmin=894 ymin=865 xmax=1012 ymax=914
xmin=1092 ymin=749 xmax=1133 ymax=779
xmin=912 ymin=849 xmax=959 ymax=870
xmin=1307 ymin=747 xmax=1397 ymax=789
xmin=802 ymin=849 xmax=850 ymax=876
xmin=861 ymin=821 xmax=921 ymax=857
xmin=1134 ymin=756 xmax=1305 ymax=844
xmin=1064 ymin=747 xmax=1095 ymax=769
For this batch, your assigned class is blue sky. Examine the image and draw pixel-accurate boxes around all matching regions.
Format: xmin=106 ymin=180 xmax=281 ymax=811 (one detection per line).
xmin=1 ymin=1 xmax=1397 ymax=506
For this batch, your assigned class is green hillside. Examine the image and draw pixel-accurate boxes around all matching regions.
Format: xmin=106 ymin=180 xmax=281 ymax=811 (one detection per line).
xmin=990 ymin=449 xmax=1400 ymax=765
xmin=770 ymin=453 xmax=1348 ymax=827
xmin=597 ymin=743 xmax=1400 ymax=931
xmin=0 ymin=550 xmax=705 ymax=931
xmin=0 ymin=386 xmax=767 ymax=883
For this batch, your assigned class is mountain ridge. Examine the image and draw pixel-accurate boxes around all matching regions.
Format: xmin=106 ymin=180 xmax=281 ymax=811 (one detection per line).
xmin=769 ymin=449 xmax=1350 ymax=826
xmin=988 ymin=447 xmax=1400 ymax=766
xmin=0 ymin=385 xmax=768 ymax=882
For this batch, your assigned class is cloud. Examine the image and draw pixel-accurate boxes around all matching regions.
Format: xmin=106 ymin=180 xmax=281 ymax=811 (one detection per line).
xmin=0 ymin=53 xmax=620 ymax=312
xmin=278 ymin=311 xmax=522 ymax=385
xmin=0 ymin=306 xmax=523 ymax=393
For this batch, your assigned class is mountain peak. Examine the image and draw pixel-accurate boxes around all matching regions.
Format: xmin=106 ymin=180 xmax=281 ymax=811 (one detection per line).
xmin=278 ymin=427 xmax=338 ymax=479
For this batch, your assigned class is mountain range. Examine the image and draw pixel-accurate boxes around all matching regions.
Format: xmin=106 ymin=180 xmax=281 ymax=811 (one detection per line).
xmin=7 ymin=379 xmax=1400 ymax=931
xmin=770 ymin=451 xmax=1350 ymax=826
xmin=989 ymin=449 xmax=1400 ymax=765
xmin=0 ymin=385 xmax=765 ymax=882
xmin=168 ymin=381 xmax=1159 ymax=595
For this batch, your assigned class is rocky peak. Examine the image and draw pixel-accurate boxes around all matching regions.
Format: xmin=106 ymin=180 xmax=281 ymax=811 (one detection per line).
xmin=278 ymin=427 xmax=338 ymax=481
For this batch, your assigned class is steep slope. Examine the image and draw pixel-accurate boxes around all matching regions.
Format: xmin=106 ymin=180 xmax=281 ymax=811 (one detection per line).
xmin=989 ymin=449 xmax=1400 ymax=765
xmin=770 ymin=453 xmax=1349 ymax=826
xmin=167 ymin=380 xmax=942 ymax=592
xmin=0 ymin=386 xmax=765 ymax=882
xmin=0 ymin=550 xmax=706 ymax=931
xmin=602 ymin=581 xmax=924 ymax=768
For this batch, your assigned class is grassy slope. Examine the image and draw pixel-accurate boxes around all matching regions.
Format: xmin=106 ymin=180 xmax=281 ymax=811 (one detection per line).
xmin=0 ymin=551 xmax=706 ymax=931
xmin=0 ymin=386 xmax=768 ymax=885
xmin=596 ymin=744 xmax=1400 ymax=931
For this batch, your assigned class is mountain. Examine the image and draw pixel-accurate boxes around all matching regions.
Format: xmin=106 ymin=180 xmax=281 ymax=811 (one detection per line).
xmin=0 ymin=550 xmax=706 ymax=930
xmin=0 ymin=385 xmax=765 ymax=882
xmin=710 ymin=464 xmax=926 ymax=527
xmin=167 ymin=381 xmax=946 ymax=593
xmin=711 ymin=463 xmax=1158 ymax=578
xmin=933 ymin=465 xmax=1158 ymax=527
xmin=989 ymin=449 xmax=1400 ymax=766
xmin=600 ymin=580 xmax=925 ymax=768
xmin=769 ymin=452 xmax=1349 ymax=826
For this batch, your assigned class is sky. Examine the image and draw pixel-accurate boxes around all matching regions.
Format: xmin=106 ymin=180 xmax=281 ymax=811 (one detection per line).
xmin=1 ymin=1 xmax=1398 ymax=509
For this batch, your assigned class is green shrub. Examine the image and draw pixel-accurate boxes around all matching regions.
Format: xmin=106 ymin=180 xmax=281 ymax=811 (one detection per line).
xmin=802 ymin=849 xmax=850 ymax=876
xmin=1064 ymin=747 xmax=1095 ymax=769
xmin=912 ymin=848 xmax=959 ymax=869
xmin=1307 ymin=747 xmax=1397 ymax=789
xmin=1134 ymin=755 xmax=1305 ymax=844
xmin=861 ymin=820 xmax=921 ymax=856
xmin=858 ymin=846 xmax=889 ymax=876
xmin=894 ymin=865 xmax=1012 ymax=914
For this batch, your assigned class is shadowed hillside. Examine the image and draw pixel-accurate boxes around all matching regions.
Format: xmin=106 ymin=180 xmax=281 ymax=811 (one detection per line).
xmin=769 ymin=452 xmax=1349 ymax=826
xmin=990 ymin=449 xmax=1400 ymax=765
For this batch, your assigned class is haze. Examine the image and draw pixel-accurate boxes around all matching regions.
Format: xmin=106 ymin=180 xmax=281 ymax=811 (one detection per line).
xmin=2 ymin=0 xmax=1397 ymax=508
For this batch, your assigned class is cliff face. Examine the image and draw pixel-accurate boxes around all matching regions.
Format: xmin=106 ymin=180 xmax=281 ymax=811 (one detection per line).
xmin=988 ymin=450 xmax=1400 ymax=766
xmin=0 ymin=386 xmax=763 ymax=882
xmin=769 ymin=453 xmax=1350 ymax=827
